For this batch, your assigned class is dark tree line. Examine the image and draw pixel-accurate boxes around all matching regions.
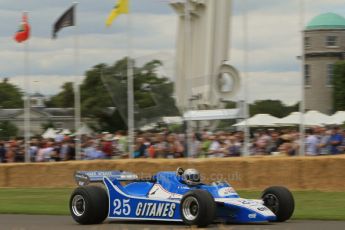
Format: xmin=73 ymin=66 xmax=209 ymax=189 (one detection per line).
xmin=46 ymin=57 xmax=179 ymax=132
xmin=0 ymin=57 xmax=310 ymax=133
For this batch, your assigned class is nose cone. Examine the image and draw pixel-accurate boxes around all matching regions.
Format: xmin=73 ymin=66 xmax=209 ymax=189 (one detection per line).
xmin=218 ymin=198 xmax=276 ymax=223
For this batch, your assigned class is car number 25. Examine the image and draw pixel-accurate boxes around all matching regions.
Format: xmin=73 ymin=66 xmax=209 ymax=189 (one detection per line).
xmin=113 ymin=199 xmax=131 ymax=216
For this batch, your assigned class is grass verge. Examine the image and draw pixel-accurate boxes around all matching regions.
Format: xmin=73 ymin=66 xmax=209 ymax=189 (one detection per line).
xmin=0 ymin=188 xmax=345 ymax=220
xmin=240 ymin=190 xmax=345 ymax=220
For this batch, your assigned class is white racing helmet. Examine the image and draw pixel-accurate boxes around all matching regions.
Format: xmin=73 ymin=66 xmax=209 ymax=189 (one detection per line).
xmin=182 ymin=168 xmax=201 ymax=186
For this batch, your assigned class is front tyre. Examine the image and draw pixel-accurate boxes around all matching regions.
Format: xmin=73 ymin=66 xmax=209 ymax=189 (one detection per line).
xmin=70 ymin=186 xmax=108 ymax=225
xmin=180 ymin=189 xmax=216 ymax=227
xmin=261 ymin=186 xmax=294 ymax=222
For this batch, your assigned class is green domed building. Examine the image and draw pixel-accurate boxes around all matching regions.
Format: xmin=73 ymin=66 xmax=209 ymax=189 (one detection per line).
xmin=304 ymin=12 xmax=345 ymax=114
xmin=306 ymin=12 xmax=345 ymax=30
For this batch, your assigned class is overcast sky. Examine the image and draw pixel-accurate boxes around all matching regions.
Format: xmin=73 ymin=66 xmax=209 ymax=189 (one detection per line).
xmin=1 ymin=0 xmax=345 ymax=105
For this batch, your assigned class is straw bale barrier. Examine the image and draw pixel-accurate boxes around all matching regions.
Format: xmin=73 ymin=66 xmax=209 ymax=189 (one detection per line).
xmin=0 ymin=155 xmax=344 ymax=191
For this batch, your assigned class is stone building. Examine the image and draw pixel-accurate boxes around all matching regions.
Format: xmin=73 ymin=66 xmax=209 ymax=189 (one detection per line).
xmin=304 ymin=12 xmax=345 ymax=114
xmin=0 ymin=93 xmax=76 ymax=136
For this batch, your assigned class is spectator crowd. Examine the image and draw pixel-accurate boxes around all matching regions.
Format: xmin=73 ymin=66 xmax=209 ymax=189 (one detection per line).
xmin=0 ymin=126 xmax=344 ymax=163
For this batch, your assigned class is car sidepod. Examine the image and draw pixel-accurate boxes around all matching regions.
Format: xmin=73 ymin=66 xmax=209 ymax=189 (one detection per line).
xmin=215 ymin=198 xmax=276 ymax=223
xmin=103 ymin=177 xmax=182 ymax=222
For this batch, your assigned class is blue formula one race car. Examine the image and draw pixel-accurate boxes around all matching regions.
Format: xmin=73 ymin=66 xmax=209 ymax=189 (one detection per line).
xmin=70 ymin=168 xmax=294 ymax=227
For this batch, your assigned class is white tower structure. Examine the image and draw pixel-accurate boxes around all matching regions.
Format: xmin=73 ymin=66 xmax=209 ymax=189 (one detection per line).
xmin=170 ymin=0 xmax=237 ymax=110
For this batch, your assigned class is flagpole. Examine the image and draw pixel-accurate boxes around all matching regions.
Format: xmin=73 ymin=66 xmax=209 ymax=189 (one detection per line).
xmin=242 ymin=0 xmax=250 ymax=156
xmin=185 ymin=0 xmax=193 ymax=158
xmin=299 ymin=0 xmax=306 ymax=156
xmin=127 ymin=0 xmax=135 ymax=158
xmin=23 ymin=11 xmax=31 ymax=163
xmin=73 ymin=2 xmax=82 ymax=160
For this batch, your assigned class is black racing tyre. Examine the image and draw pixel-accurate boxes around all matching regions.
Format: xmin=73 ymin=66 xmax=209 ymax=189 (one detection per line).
xmin=261 ymin=186 xmax=294 ymax=222
xmin=69 ymin=186 xmax=109 ymax=225
xmin=180 ymin=189 xmax=216 ymax=227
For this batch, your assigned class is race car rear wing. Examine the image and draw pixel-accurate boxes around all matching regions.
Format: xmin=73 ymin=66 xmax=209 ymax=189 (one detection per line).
xmin=75 ymin=171 xmax=139 ymax=186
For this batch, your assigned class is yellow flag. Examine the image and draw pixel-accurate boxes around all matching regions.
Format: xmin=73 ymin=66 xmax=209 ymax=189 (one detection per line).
xmin=106 ymin=0 xmax=129 ymax=27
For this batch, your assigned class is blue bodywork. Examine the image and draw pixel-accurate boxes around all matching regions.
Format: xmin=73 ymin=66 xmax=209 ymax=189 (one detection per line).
xmin=75 ymin=171 xmax=276 ymax=223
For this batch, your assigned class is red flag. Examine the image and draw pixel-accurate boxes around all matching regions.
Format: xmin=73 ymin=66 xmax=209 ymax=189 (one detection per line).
xmin=14 ymin=12 xmax=30 ymax=43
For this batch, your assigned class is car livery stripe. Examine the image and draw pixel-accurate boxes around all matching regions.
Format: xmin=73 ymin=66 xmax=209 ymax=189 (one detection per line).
xmin=148 ymin=183 xmax=182 ymax=199
xmin=103 ymin=177 xmax=180 ymax=203
xmin=215 ymin=198 xmax=275 ymax=217
xmin=107 ymin=216 xmax=182 ymax=222
xmin=103 ymin=177 xmax=182 ymax=220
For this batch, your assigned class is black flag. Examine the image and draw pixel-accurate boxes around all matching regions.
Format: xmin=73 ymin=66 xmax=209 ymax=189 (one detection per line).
xmin=52 ymin=4 xmax=75 ymax=39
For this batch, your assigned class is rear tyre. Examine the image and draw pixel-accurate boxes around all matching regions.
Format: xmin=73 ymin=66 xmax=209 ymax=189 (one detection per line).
xmin=70 ymin=186 xmax=108 ymax=224
xmin=261 ymin=186 xmax=294 ymax=222
xmin=180 ymin=189 xmax=216 ymax=227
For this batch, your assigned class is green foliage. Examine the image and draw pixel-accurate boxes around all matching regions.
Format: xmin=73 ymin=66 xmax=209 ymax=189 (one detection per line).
xmin=46 ymin=82 xmax=74 ymax=108
xmin=250 ymin=100 xmax=299 ymax=118
xmin=168 ymin=124 xmax=184 ymax=133
xmin=0 ymin=121 xmax=18 ymax=140
xmin=333 ymin=61 xmax=345 ymax=111
xmin=224 ymin=101 xmax=237 ymax=109
xmin=48 ymin=58 xmax=179 ymax=132
xmin=84 ymin=58 xmax=179 ymax=131
xmin=41 ymin=121 xmax=55 ymax=131
xmin=0 ymin=78 xmax=23 ymax=108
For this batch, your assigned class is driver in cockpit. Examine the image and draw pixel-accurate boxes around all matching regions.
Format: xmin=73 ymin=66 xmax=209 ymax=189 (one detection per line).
xmin=179 ymin=168 xmax=201 ymax=186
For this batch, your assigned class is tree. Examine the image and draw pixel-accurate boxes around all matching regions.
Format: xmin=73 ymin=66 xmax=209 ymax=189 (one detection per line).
xmin=81 ymin=58 xmax=179 ymax=131
xmin=41 ymin=121 xmax=55 ymax=131
xmin=0 ymin=121 xmax=18 ymax=140
xmin=250 ymin=100 xmax=299 ymax=118
xmin=48 ymin=58 xmax=179 ymax=132
xmin=0 ymin=78 xmax=23 ymax=108
xmin=333 ymin=61 xmax=345 ymax=111
xmin=46 ymin=82 xmax=74 ymax=108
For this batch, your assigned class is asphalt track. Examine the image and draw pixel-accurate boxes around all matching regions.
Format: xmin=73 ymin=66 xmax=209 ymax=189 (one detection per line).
xmin=0 ymin=215 xmax=344 ymax=230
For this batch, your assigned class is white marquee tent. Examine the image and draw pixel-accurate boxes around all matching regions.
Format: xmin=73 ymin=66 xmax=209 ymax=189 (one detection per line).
xmin=275 ymin=112 xmax=302 ymax=126
xmin=162 ymin=116 xmax=183 ymax=124
xmin=42 ymin=128 xmax=57 ymax=139
xmin=276 ymin=111 xmax=332 ymax=126
xmin=139 ymin=123 xmax=156 ymax=131
xmin=61 ymin=129 xmax=72 ymax=135
xmin=235 ymin=111 xmax=338 ymax=128
xmin=233 ymin=114 xmax=280 ymax=127
xmin=326 ymin=111 xmax=345 ymax=125
xmin=75 ymin=124 xmax=93 ymax=135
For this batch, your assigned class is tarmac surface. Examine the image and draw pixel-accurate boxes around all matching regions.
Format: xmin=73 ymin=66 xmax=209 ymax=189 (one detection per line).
xmin=0 ymin=215 xmax=345 ymax=230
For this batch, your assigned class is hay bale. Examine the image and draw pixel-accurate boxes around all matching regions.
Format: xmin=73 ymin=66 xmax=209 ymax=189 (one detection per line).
xmin=0 ymin=155 xmax=345 ymax=191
